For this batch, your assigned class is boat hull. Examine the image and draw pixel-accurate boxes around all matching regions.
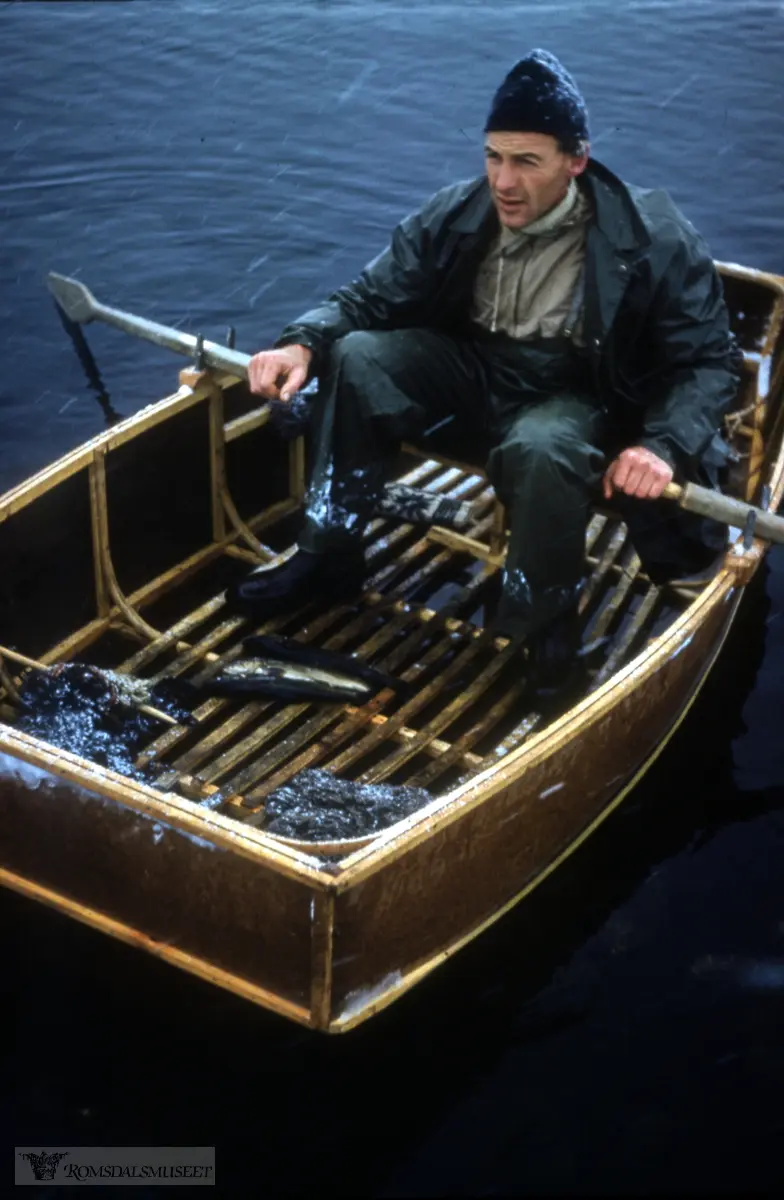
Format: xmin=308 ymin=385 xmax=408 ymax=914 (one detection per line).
xmin=0 ymin=572 xmax=743 ymax=1031
xmin=2 ymin=260 xmax=782 ymax=1031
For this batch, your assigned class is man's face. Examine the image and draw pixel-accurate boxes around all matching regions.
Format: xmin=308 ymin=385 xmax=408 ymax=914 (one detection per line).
xmin=484 ymin=131 xmax=589 ymax=229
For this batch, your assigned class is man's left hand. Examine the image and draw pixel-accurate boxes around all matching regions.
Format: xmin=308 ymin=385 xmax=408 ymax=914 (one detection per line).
xmin=602 ymin=446 xmax=674 ymax=501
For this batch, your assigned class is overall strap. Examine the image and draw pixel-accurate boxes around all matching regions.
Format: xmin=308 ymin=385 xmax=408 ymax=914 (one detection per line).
xmin=562 ymin=261 xmax=586 ymax=340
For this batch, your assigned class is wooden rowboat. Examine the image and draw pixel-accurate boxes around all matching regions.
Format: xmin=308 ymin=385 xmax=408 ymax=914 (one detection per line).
xmin=1 ymin=261 xmax=783 ymax=1032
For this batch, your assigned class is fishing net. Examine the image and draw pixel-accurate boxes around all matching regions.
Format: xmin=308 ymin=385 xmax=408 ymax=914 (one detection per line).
xmin=263 ymin=767 xmax=432 ymax=841
xmin=14 ymin=664 xmax=195 ymax=785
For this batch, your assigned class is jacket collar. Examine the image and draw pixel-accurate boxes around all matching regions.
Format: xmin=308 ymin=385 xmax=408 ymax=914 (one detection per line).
xmin=451 ymin=157 xmax=651 ymax=255
xmin=581 ymin=158 xmax=651 ymax=255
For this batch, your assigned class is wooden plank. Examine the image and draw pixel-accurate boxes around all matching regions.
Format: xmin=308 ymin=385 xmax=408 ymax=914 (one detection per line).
xmin=585 ymin=511 xmax=608 ymax=553
xmin=583 ymin=545 xmax=642 ymax=645
xmin=133 ymin=464 xmax=487 ymax=771
xmin=438 ymin=534 xmax=640 ymax=783
xmin=358 ymin=639 xmax=521 ymax=784
xmin=377 ymin=721 xmax=483 ymax=768
xmin=578 ymin=523 xmax=628 ymax=614
xmin=366 ymin=487 xmax=492 ymax=594
xmin=166 ymin=603 xmax=415 ymax=789
xmin=37 ymin=497 xmax=301 ymax=669
xmin=223 ymin=404 xmax=272 ymax=443
xmin=289 ymin=436 xmax=307 ymax=503
xmin=149 ymin=616 xmax=255 ymax=684
xmin=119 ymin=594 xmax=227 ymax=675
xmin=0 ymin=867 xmax=315 ymax=1029
xmin=406 ymin=676 xmax=529 ymax=788
xmin=108 ymin=373 xmax=237 ymax=453
xmin=309 ymin=891 xmax=335 ymax=1029
xmin=202 ymin=607 xmax=420 ymax=795
xmin=89 ymin=449 xmax=161 ymax=643
xmin=590 ymin=584 xmax=662 ymax=690
xmin=133 ymin=518 xmax=447 ymax=772
xmin=426 ymin=525 xmax=505 ymax=566
xmin=479 ymin=711 xmax=543 ymax=767
xmin=224 ymin=568 xmax=502 ymax=806
xmin=224 ymin=544 xmax=268 ymax=565
xmin=88 ymin=452 xmax=111 ymax=618
xmin=298 ymin=628 xmax=495 ymax=786
xmin=370 ymin=511 xmax=495 ymax=601
xmin=209 ymin=387 xmax=227 ymax=542
xmin=0 ymin=653 xmax=22 ymax=706
xmin=218 ymin=479 xmax=279 ymax=560
xmin=34 ymin=458 xmax=456 ymax=672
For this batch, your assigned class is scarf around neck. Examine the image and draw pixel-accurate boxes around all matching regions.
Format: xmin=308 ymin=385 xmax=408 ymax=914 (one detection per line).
xmin=498 ymin=177 xmax=582 ymax=252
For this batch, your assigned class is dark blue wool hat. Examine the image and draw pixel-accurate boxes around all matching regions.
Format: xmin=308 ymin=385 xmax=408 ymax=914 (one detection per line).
xmin=484 ymin=49 xmax=589 ymax=151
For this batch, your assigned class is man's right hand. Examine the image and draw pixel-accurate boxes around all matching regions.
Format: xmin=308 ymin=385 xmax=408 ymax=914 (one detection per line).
xmin=247 ymin=344 xmax=313 ymax=402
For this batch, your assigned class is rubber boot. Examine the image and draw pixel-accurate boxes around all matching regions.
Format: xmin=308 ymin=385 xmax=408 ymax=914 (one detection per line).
xmin=225 ymin=546 xmax=366 ymax=617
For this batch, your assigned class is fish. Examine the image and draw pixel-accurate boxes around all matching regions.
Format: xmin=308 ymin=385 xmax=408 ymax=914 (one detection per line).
xmin=203 ymin=635 xmax=405 ymax=704
xmin=210 ymin=658 xmax=372 ymax=703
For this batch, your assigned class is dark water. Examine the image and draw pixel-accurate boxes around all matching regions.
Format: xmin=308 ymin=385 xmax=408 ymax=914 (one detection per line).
xmin=3 ymin=0 xmax=784 ymax=1193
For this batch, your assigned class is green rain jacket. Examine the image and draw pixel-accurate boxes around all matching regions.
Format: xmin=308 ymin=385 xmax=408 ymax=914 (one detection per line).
xmin=276 ymin=157 xmax=741 ymax=481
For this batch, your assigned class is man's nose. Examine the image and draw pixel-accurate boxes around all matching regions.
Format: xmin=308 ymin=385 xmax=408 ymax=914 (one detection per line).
xmin=496 ymin=163 xmax=517 ymax=193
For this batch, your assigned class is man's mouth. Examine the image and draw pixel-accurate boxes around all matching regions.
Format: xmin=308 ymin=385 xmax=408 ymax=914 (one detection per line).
xmin=497 ymin=197 xmax=525 ymax=209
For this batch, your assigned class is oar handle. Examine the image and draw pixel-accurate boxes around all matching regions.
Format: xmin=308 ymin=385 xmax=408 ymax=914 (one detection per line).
xmin=661 ymin=481 xmax=784 ymax=545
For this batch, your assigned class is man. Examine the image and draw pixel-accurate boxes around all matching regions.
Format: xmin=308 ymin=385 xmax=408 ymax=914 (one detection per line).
xmin=227 ymin=49 xmax=739 ymax=681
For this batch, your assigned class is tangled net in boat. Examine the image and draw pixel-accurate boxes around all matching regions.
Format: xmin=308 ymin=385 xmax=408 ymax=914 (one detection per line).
xmin=15 ymin=664 xmax=195 ymax=785
xmin=263 ymin=768 xmax=432 ymax=841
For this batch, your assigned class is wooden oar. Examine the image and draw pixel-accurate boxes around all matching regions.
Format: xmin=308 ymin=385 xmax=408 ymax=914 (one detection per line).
xmin=0 ymin=645 xmax=179 ymax=726
xmin=47 ymin=273 xmax=252 ymax=380
xmin=660 ymin=481 xmax=784 ymax=545
xmin=46 ymin=273 xmax=784 ymax=544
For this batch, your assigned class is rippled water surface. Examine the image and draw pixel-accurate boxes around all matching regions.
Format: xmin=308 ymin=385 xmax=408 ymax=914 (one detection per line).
xmin=3 ymin=1 xmax=784 ymax=1194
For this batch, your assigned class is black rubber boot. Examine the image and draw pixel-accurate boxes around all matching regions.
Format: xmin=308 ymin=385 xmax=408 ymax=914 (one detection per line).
xmin=224 ymin=547 xmax=366 ymax=616
xmin=526 ymin=607 xmax=586 ymax=702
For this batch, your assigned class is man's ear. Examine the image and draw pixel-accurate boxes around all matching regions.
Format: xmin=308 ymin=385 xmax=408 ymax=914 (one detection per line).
xmin=568 ymin=149 xmax=590 ymax=177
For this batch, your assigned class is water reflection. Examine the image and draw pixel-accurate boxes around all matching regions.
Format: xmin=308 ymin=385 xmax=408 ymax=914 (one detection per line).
xmin=53 ymin=304 xmax=123 ymax=427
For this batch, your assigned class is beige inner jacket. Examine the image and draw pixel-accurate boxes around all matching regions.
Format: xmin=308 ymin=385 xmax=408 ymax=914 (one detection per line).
xmin=471 ymin=177 xmax=594 ymax=345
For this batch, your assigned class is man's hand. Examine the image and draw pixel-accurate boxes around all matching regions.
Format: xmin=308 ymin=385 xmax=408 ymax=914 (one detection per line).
xmin=247 ymin=344 xmax=313 ymax=402
xmin=602 ymin=446 xmax=674 ymax=501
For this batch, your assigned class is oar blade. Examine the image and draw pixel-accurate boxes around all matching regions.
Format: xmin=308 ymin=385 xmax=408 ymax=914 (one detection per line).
xmin=46 ymin=272 xmax=99 ymax=324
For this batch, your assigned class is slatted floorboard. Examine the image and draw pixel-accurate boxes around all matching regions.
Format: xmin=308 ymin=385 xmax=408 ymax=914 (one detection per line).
xmin=88 ymin=460 xmax=692 ymax=829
